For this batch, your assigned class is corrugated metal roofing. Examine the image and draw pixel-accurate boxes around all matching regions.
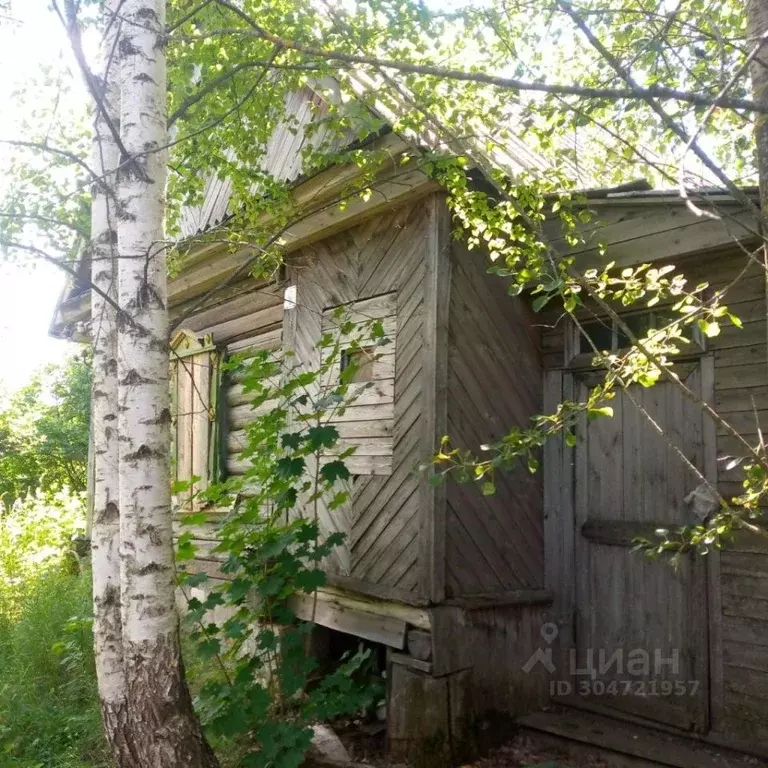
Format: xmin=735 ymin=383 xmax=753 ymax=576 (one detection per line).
xmin=177 ymin=85 xmax=359 ymax=238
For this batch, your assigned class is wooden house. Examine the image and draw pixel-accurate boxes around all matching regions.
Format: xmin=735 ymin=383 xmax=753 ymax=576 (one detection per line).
xmin=51 ymin=86 xmax=768 ymax=765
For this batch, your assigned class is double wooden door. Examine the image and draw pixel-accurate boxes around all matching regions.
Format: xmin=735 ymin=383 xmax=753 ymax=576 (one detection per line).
xmin=570 ymin=360 xmax=712 ymax=732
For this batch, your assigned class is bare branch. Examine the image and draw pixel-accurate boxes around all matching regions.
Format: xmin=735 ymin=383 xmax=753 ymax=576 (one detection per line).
xmin=0 ymin=139 xmax=100 ymax=183
xmin=678 ymin=27 xmax=768 ymax=217
xmin=2 ymin=239 xmax=120 ymax=317
xmin=52 ymin=0 xmax=133 ymax=168
xmin=0 ymin=211 xmax=88 ymax=236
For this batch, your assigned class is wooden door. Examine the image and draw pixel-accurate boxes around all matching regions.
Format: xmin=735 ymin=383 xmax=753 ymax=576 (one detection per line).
xmin=572 ymin=362 xmax=710 ymax=732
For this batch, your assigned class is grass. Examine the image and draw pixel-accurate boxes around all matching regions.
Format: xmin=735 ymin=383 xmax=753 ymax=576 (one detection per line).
xmin=0 ymin=567 xmax=110 ymax=768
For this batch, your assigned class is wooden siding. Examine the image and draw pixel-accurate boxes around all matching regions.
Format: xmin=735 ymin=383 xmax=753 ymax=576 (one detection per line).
xmin=719 ymin=531 xmax=768 ymax=746
xmin=172 ymin=282 xmax=285 ymax=585
xmin=220 ymin=286 xmax=286 ymax=476
xmin=430 ymin=604 xmax=551 ymax=716
xmin=170 ymin=330 xmax=219 ymax=509
xmin=541 ymin=245 xmax=768 ymax=747
xmin=320 ymin=292 xmax=397 ymax=475
xmin=282 ymin=203 xmax=433 ymax=598
xmin=445 ymin=240 xmax=545 ymax=596
xmin=542 ymin=199 xmax=759 ymax=270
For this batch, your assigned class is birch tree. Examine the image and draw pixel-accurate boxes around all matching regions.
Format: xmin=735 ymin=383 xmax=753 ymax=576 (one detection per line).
xmin=114 ymin=0 xmax=218 ymax=764
xmin=89 ymin=0 xmax=137 ymax=759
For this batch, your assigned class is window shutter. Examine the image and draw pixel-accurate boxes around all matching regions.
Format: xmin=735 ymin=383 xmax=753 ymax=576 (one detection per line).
xmin=170 ymin=330 xmax=221 ymax=509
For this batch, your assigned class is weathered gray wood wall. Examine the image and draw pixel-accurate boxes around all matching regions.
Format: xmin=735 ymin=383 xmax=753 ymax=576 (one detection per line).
xmin=172 ymin=278 xmax=286 ymax=585
xmin=445 ymin=239 xmax=545 ymax=596
xmin=282 ymin=200 xmax=434 ymax=599
xmin=541 ymin=243 xmax=768 ymax=750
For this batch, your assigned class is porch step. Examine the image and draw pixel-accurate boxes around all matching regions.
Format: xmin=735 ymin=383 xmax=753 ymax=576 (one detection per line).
xmin=518 ymin=710 xmax=765 ymax=768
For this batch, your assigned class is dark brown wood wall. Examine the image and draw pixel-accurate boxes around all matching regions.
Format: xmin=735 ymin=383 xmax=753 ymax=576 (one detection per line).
xmin=444 ymin=240 xmax=545 ymax=596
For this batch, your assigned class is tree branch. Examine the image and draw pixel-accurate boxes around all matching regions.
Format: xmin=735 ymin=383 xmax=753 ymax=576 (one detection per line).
xmin=166 ymin=0 xmax=215 ymax=34
xmin=52 ymin=0 xmax=132 ymax=166
xmin=0 ymin=211 xmax=88 ymax=237
xmin=678 ymin=27 xmax=768 ymax=217
xmin=167 ymin=52 xmax=319 ymax=127
xmin=3 ymin=240 xmax=157 ymax=341
xmin=0 ymin=139 xmax=100 ymax=183
xmin=556 ymin=0 xmax=763 ymax=226
xmin=200 ymin=1 xmax=767 ymax=113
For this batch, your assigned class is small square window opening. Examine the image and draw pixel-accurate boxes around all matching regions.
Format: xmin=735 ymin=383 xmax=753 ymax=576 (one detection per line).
xmin=340 ymin=347 xmax=376 ymax=383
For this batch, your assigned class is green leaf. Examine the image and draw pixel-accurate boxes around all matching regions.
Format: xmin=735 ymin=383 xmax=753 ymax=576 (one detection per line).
xmin=481 ymin=480 xmax=496 ymax=496
xmin=295 ymin=568 xmax=327 ymax=593
xmin=228 ymin=578 xmax=252 ymax=603
xmin=171 ymin=478 xmax=192 ymax=494
xmin=197 ymin=638 xmax=221 ymax=660
xmin=276 ymin=456 xmax=306 ymax=480
xmin=588 ymin=406 xmax=614 ymax=420
xmin=181 ymin=511 xmax=209 ymax=527
xmin=697 ymin=319 xmax=720 ymax=338
xmin=182 ymin=572 xmax=209 ymax=588
xmin=224 ymin=618 xmax=248 ymax=639
xmin=204 ymin=592 xmax=225 ymax=610
xmin=320 ymin=460 xmax=351 ymax=484
xmin=306 ymin=425 xmax=339 ymax=451
xmin=281 ymin=432 xmax=303 ymax=450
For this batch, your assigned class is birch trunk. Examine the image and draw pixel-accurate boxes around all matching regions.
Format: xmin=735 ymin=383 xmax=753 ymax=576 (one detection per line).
xmin=90 ymin=2 xmax=138 ymax=764
xmin=116 ymin=1 xmax=218 ymax=764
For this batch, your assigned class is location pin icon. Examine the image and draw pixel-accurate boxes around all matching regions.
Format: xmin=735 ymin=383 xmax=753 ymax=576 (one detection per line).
xmin=540 ymin=622 xmax=559 ymax=645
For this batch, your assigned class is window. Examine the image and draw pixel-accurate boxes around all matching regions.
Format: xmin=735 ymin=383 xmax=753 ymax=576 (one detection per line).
xmin=170 ymin=329 xmax=222 ymax=509
xmin=320 ymin=293 xmax=397 ymax=476
xmin=578 ymin=309 xmax=699 ymax=356
xmin=340 ymin=347 xmax=377 ymax=382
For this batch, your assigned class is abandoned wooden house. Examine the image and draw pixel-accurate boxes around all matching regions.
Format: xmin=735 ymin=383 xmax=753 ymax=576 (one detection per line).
xmin=50 ymin=83 xmax=768 ymax=766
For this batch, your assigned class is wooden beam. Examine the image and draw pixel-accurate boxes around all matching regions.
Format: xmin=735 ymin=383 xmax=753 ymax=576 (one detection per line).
xmin=56 ymin=291 xmax=89 ymax=327
xmin=325 ymin=573 xmax=431 ymax=610
xmin=418 ymin=193 xmax=452 ymax=604
xmin=444 ymin=589 xmax=554 ymax=609
xmin=703 ymin=352 xmax=725 ymax=732
xmin=580 ymin=519 xmax=675 ymax=547
xmin=289 ymin=592 xmax=408 ymax=649
xmin=315 ymin=583 xmax=431 ymax=629
xmin=388 ymin=651 xmax=433 ymax=674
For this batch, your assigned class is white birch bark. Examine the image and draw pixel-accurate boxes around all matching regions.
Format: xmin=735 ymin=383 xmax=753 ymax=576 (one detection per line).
xmin=116 ymin=1 xmax=218 ymax=764
xmin=90 ymin=2 xmax=139 ymax=764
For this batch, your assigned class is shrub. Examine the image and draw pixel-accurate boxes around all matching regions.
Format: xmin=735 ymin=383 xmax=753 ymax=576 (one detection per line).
xmin=0 ymin=568 xmax=109 ymax=768
xmin=0 ymin=489 xmax=108 ymax=767
xmin=0 ymin=488 xmax=87 ymax=624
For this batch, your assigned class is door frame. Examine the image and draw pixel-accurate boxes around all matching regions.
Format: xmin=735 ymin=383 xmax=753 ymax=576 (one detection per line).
xmin=542 ymin=348 xmax=723 ymax=734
